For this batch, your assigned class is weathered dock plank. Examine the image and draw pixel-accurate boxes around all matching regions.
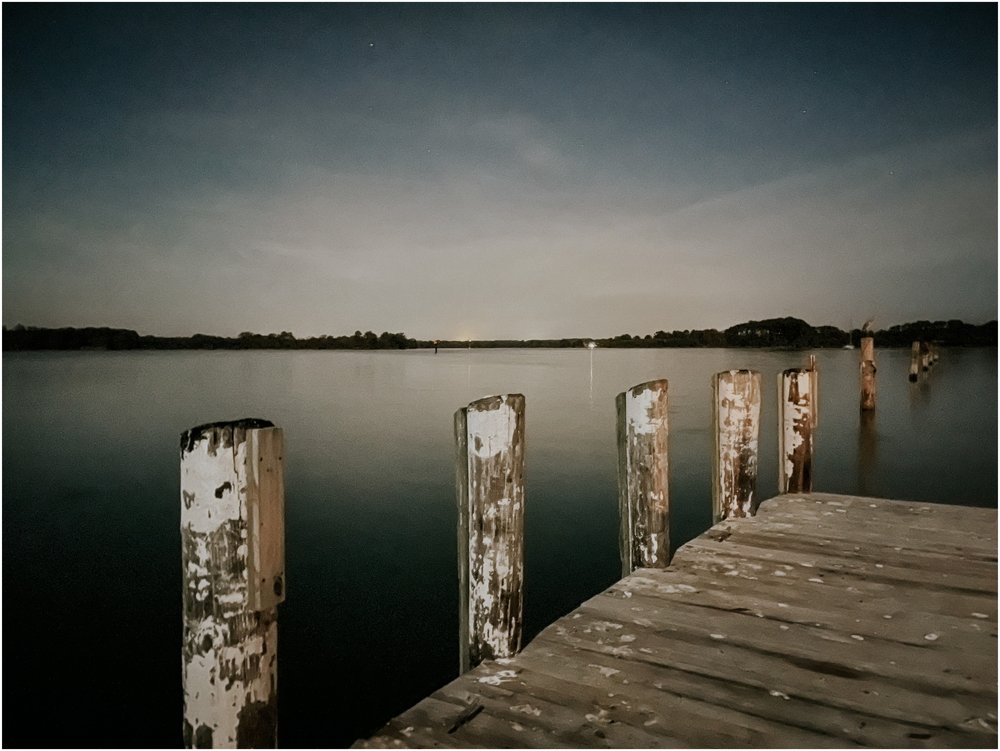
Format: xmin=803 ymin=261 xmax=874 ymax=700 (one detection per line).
xmin=355 ymin=493 xmax=997 ymax=749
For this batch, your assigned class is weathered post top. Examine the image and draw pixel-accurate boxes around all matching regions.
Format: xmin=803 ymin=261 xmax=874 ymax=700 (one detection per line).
xmin=616 ymin=380 xmax=670 ymax=576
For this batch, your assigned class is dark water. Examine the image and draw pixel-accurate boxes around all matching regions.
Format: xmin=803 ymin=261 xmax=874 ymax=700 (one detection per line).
xmin=3 ymin=347 xmax=996 ymax=747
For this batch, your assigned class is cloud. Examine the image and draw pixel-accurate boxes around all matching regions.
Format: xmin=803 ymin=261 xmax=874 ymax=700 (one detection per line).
xmin=4 ymin=91 xmax=994 ymax=339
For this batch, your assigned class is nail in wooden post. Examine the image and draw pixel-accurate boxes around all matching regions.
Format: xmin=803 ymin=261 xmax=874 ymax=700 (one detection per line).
xmin=778 ymin=369 xmax=814 ymax=493
xmin=455 ymin=394 xmax=525 ymax=674
xmin=909 ymin=341 xmax=920 ymax=382
xmin=181 ymin=419 xmax=285 ymax=749
xmin=860 ymin=336 xmax=876 ymax=411
xmin=712 ymin=371 xmax=761 ymax=523
xmin=616 ymin=380 xmax=670 ymax=576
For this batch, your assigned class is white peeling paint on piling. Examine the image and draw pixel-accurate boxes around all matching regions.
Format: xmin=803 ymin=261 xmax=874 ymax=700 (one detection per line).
xmin=456 ymin=395 xmax=526 ymax=673
xmin=181 ymin=421 xmax=283 ymax=748
xmin=616 ymin=380 xmax=670 ymax=576
xmin=712 ymin=370 xmax=761 ymax=522
xmin=777 ymin=370 xmax=814 ymax=493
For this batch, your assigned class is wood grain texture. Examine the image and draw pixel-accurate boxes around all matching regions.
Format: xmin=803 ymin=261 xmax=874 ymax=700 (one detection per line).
xmin=356 ymin=493 xmax=997 ymax=749
xmin=246 ymin=427 xmax=285 ymax=612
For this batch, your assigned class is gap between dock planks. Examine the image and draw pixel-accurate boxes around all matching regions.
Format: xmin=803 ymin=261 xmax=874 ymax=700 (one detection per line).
xmin=354 ymin=493 xmax=997 ymax=749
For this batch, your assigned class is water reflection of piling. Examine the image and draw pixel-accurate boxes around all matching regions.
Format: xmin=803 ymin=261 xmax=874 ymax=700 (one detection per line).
xmin=588 ymin=343 xmax=595 ymax=404
xmin=909 ymin=341 xmax=920 ymax=381
xmin=858 ymin=409 xmax=877 ymax=496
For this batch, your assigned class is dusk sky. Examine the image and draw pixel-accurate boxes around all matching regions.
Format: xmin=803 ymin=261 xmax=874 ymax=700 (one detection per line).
xmin=3 ymin=4 xmax=997 ymax=340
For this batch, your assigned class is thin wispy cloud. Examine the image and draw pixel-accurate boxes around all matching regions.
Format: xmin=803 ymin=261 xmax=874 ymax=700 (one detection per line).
xmin=3 ymin=5 xmax=995 ymax=338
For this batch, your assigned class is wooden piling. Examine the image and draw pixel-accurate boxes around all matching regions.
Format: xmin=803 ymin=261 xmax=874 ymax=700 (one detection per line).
xmin=616 ymin=380 xmax=670 ymax=576
xmin=909 ymin=341 xmax=920 ymax=382
xmin=711 ymin=371 xmax=761 ymax=523
xmin=454 ymin=394 xmax=525 ymax=674
xmin=778 ymin=369 xmax=814 ymax=493
xmin=860 ymin=336 xmax=876 ymax=411
xmin=181 ymin=419 xmax=285 ymax=749
xmin=921 ymin=341 xmax=931 ymax=371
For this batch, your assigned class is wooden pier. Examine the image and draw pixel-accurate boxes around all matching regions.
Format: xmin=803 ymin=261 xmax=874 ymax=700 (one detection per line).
xmin=355 ymin=493 xmax=997 ymax=749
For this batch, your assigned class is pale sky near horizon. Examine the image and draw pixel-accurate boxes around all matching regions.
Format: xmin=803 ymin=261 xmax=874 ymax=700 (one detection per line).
xmin=3 ymin=4 xmax=997 ymax=340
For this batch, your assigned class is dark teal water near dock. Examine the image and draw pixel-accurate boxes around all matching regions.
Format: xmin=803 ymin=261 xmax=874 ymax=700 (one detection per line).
xmin=3 ymin=347 xmax=996 ymax=747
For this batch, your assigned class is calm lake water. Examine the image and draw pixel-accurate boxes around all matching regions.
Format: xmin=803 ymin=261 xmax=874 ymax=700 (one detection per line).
xmin=3 ymin=347 xmax=996 ymax=747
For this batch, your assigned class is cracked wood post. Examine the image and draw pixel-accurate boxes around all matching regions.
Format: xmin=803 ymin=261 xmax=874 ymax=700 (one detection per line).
xmin=778 ymin=368 xmax=814 ymax=494
xmin=860 ymin=335 xmax=876 ymax=411
xmin=909 ymin=341 xmax=921 ymax=382
xmin=455 ymin=394 xmax=525 ymax=674
xmin=616 ymin=380 xmax=670 ymax=576
xmin=181 ymin=419 xmax=285 ymax=748
xmin=712 ymin=371 xmax=761 ymax=523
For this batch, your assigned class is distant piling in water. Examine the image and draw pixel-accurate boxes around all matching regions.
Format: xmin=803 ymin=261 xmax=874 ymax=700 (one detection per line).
xmin=181 ymin=419 xmax=285 ymax=749
xmin=778 ymin=368 xmax=814 ymax=493
xmin=909 ymin=341 xmax=921 ymax=382
xmin=454 ymin=394 xmax=525 ymax=673
xmin=616 ymin=380 xmax=670 ymax=574
xmin=711 ymin=370 xmax=761 ymax=522
xmin=860 ymin=335 xmax=876 ymax=411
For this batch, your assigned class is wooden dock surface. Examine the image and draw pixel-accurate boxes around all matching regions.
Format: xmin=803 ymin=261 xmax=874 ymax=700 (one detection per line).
xmin=355 ymin=493 xmax=997 ymax=748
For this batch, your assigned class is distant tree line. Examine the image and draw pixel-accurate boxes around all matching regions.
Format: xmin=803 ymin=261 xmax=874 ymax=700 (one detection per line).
xmin=3 ymin=317 xmax=995 ymax=351
xmin=420 ymin=318 xmax=994 ymax=349
xmin=863 ymin=319 xmax=997 ymax=348
xmin=2 ymin=325 xmax=415 ymax=351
